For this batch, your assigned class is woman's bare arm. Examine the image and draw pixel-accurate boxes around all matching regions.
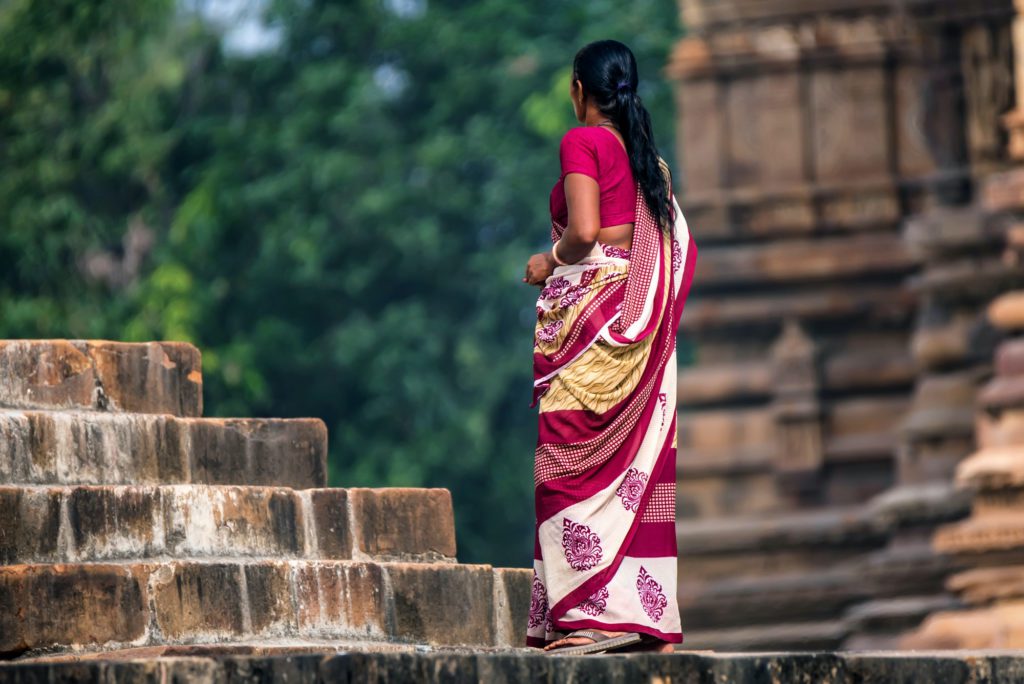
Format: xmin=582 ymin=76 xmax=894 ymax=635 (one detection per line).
xmin=556 ymin=172 xmax=601 ymax=262
xmin=523 ymin=173 xmax=600 ymax=286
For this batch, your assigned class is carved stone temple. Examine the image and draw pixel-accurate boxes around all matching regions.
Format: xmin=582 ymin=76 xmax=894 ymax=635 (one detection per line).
xmin=668 ymin=0 xmax=1024 ymax=650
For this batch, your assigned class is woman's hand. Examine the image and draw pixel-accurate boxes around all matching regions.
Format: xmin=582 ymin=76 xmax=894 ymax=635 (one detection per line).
xmin=524 ymin=251 xmax=556 ymax=286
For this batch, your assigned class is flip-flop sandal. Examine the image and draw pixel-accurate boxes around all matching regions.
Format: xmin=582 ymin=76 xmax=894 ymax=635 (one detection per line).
xmin=545 ymin=630 xmax=642 ymax=656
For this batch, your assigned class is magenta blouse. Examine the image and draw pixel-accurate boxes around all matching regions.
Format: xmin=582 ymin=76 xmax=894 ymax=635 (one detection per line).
xmin=549 ymin=125 xmax=637 ymax=229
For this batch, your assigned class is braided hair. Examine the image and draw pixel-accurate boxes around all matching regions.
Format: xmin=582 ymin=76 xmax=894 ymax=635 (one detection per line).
xmin=572 ymin=39 xmax=673 ymax=230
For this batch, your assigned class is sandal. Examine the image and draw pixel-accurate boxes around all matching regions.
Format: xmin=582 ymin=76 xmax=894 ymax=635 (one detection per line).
xmin=544 ymin=629 xmax=643 ymax=656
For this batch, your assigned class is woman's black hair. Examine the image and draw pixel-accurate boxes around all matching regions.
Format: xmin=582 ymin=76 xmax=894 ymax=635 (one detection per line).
xmin=572 ymin=39 xmax=673 ymax=230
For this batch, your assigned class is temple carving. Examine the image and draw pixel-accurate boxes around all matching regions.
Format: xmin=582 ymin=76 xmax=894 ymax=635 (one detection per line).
xmin=669 ymin=0 xmax=1024 ymax=649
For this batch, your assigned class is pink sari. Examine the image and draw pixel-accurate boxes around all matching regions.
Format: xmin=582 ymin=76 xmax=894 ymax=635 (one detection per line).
xmin=527 ymin=161 xmax=697 ymax=646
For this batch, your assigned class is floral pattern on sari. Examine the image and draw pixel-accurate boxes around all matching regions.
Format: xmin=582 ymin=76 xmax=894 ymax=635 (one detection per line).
xmin=562 ymin=518 xmax=603 ymax=571
xmin=529 ymin=573 xmax=551 ymax=631
xmin=577 ymin=586 xmax=609 ymax=617
xmin=535 ymin=319 xmax=564 ymax=345
xmin=602 ymin=244 xmax=631 ymax=259
xmin=616 ymin=468 xmax=649 ymax=512
xmin=636 ymin=567 xmax=668 ymax=623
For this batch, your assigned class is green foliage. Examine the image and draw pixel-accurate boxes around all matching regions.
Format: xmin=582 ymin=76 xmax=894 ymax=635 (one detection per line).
xmin=0 ymin=0 xmax=680 ymax=566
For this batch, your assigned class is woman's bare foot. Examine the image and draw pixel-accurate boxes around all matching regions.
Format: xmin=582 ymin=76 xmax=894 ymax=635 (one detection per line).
xmin=542 ymin=629 xmax=627 ymax=651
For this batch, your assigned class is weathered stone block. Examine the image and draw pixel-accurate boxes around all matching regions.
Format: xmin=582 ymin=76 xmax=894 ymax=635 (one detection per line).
xmin=69 ymin=485 xmax=162 ymax=560
xmin=0 ymin=488 xmax=61 ymax=564
xmin=150 ymin=562 xmax=247 ymax=639
xmin=243 ymin=563 xmax=295 ymax=634
xmin=304 ymin=488 xmax=352 ymax=559
xmin=0 ymin=340 xmax=201 ymax=416
xmin=0 ymin=411 xmax=327 ymax=489
xmin=159 ymin=485 xmax=302 ymax=560
xmin=291 ymin=561 xmax=388 ymax=639
xmin=492 ymin=567 xmax=531 ymax=648
xmin=348 ymin=489 xmax=457 ymax=562
xmin=0 ymin=564 xmax=146 ymax=658
xmin=187 ymin=418 xmax=327 ymax=488
xmin=726 ymin=73 xmax=804 ymax=189
xmin=385 ymin=563 xmax=496 ymax=646
xmin=678 ymin=79 xmax=723 ymax=195
xmin=811 ymin=68 xmax=889 ymax=182
xmin=1 ymin=485 xmax=460 ymax=564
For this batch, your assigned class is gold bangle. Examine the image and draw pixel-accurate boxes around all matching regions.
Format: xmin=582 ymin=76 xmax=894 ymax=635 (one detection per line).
xmin=551 ymin=240 xmax=569 ymax=266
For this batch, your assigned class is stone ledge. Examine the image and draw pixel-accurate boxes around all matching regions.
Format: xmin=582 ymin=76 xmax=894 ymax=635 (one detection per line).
xmin=8 ymin=649 xmax=1024 ymax=683
xmin=680 ymin=566 xmax=870 ymax=628
xmin=0 ymin=340 xmax=202 ymax=416
xmin=0 ymin=561 xmax=529 ymax=659
xmin=0 ymin=485 xmax=456 ymax=564
xmin=677 ymin=506 xmax=886 ymax=555
xmin=0 ymin=411 xmax=327 ymax=488
xmin=683 ymin=285 xmax=916 ymax=331
xmin=903 ymin=600 xmax=1024 ymax=650
xmin=694 ymin=233 xmax=915 ymax=288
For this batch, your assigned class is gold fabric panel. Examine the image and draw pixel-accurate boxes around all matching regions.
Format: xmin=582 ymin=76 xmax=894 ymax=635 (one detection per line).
xmin=539 ymin=334 xmax=654 ymax=415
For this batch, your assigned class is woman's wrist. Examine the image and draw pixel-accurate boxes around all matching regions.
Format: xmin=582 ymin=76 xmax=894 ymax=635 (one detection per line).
xmin=551 ymin=239 xmax=569 ymax=266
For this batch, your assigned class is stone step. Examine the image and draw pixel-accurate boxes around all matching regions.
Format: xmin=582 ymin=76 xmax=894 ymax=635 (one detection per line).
xmin=677 ymin=506 xmax=886 ymax=556
xmin=902 ymin=599 xmax=1024 ymax=650
xmin=864 ymin=482 xmax=972 ymax=529
xmin=859 ymin=534 xmax=964 ymax=599
xmin=0 ymin=561 xmax=532 ymax=658
xmin=842 ymin=595 xmax=963 ymax=635
xmin=0 ymin=340 xmax=202 ymax=416
xmin=0 ymin=411 xmax=326 ymax=488
xmin=678 ymin=620 xmax=850 ymax=651
xmin=695 ymin=233 xmax=915 ymax=288
xmin=0 ymin=486 xmax=456 ymax=564
xmin=680 ymin=566 xmax=870 ymax=628
xmin=7 ymin=649 xmax=1024 ymax=682
xmin=677 ymin=507 xmax=888 ymax=581
xmin=683 ymin=283 xmax=915 ymax=331
xmin=678 ymin=348 xmax=914 ymax=406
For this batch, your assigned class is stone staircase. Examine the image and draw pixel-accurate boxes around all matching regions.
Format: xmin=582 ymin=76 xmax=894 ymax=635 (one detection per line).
xmin=0 ymin=340 xmax=530 ymax=661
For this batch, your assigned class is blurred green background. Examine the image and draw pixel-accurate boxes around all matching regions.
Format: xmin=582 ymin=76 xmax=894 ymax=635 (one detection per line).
xmin=0 ymin=0 xmax=679 ymax=566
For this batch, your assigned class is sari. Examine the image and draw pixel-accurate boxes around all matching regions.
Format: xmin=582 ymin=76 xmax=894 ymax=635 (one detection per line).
xmin=526 ymin=159 xmax=697 ymax=647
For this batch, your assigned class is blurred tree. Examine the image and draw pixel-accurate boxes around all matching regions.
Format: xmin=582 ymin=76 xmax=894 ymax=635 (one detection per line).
xmin=0 ymin=0 xmax=678 ymax=566
xmin=0 ymin=0 xmax=185 ymax=336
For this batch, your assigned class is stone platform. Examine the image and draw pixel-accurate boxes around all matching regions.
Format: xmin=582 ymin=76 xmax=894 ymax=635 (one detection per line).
xmin=0 ymin=340 xmax=530 ymax=662
xmin=3 ymin=649 xmax=1024 ymax=683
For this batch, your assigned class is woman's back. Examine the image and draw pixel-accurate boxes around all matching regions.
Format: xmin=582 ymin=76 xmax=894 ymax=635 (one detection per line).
xmin=549 ymin=125 xmax=636 ymax=244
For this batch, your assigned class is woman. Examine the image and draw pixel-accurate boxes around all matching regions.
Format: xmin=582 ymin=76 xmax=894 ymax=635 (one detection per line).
xmin=522 ymin=39 xmax=697 ymax=655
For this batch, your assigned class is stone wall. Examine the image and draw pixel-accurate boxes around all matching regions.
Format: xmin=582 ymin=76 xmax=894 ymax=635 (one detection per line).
xmin=667 ymin=0 xmax=1020 ymax=649
xmin=0 ymin=340 xmax=530 ymax=661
